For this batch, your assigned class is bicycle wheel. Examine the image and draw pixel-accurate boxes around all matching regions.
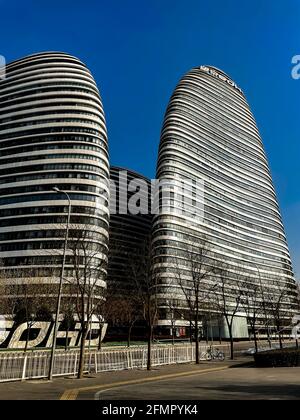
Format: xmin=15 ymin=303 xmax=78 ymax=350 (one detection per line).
xmin=206 ymin=352 xmax=212 ymax=361
xmin=218 ymin=352 xmax=225 ymax=361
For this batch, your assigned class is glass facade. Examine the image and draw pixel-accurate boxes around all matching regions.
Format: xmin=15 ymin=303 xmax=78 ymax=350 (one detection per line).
xmin=107 ymin=166 xmax=152 ymax=292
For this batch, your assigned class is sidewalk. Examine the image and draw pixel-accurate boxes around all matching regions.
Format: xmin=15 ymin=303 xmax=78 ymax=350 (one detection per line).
xmin=0 ymin=358 xmax=250 ymax=400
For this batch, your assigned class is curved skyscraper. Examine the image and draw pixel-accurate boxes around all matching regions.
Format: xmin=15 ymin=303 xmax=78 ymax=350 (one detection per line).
xmin=153 ymin=65 xmax=298 ymax=335
xmin=0 ymin=52 xmax=109 ymax=298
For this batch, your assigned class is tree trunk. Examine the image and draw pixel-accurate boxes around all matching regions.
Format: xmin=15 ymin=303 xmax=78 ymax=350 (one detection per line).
xmin=147 ymin=324 xmax=152 ymax=371
xmin=24 ymin=324 xmax=30 ymax=353
xmin=253 ymin=327 xmax=258 ymax=354
xmin=65 ymin=328 xmax=69 ymax=351
xmin=98 ymin=323 xmax=103 ymax=351
xmin=77 ymin=322 xmax=88 ymax=379
xmin=266 ymin=324 xmax=272 ymax=349
xmin=127 ymin=324 xmax=133 ymax=348
xmin=229 ymin=325 xmax=234 ymax=360
xmin=205 ymin=319 xmax=209 ymax=344
xmin=195 ymin=316 xmax=200 ymax=364
xmin=278 ymin=326 xmax=283 ymax=349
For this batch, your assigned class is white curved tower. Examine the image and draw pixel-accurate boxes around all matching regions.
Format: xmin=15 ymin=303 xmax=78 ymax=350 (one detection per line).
xmin=153 ymin=65 xmax=298 ymax=333
xmin=0 ymin=52 xmax=109 ymax=296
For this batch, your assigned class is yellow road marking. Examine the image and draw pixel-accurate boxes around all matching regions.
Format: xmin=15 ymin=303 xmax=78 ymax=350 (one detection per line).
xmin=60 ymin=365 xmax=230 ymax=400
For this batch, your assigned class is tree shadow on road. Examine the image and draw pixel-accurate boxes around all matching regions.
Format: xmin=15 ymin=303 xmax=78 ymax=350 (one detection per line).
xmin=194 ymin=384 xmax=300 ymax=399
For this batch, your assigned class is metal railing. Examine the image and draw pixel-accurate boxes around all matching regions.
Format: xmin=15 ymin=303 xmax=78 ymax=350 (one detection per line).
xmin=0 ymin=344 xmax=219 ymax=383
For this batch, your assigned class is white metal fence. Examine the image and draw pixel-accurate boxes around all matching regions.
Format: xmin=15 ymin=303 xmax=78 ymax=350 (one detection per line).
xmin=0 ymin=344 xmax=221 ymax=383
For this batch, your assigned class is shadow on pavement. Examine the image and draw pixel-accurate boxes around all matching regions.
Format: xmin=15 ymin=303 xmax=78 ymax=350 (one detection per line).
xmin=193 ymin=384 xmax=300 ymax=399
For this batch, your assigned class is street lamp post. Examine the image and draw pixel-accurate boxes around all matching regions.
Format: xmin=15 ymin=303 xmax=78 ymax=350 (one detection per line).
xmin=48 ymin=187 xmax=71 ymax=381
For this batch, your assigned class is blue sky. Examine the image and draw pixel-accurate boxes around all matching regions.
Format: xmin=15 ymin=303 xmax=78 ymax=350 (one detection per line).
xmin=0 ymin=0 xmax=299 ymax=276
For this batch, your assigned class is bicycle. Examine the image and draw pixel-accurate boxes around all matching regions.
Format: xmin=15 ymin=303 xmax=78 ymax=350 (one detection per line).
xmin=205 ymin=346 xmax=225 ymax=361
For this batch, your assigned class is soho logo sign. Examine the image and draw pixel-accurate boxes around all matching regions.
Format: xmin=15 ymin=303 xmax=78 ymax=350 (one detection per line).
xmin=0 ymin=319 xmax=107 ymax=349
xmin=200 ymin=65 xmax=243 ymax=94
xmin=291 ymin=55 xmax=300 ymax=80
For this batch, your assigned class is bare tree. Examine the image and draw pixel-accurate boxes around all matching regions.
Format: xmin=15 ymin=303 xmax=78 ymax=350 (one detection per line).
xmin=0 ymin=284 xmax=5 ymax=319
xmin=253 ymin=267 xmax=273 ymax=349
xmin=175 ymin=238 xmax=217 ymax=364
xmin=238 ymin=276 xmax=263 ymax=354
xmin=164 ymin=284 xmax=192 ymax=345
xmin=164 ymin=295 xmax=183 ymax=345
xmin=106 ymin=235 xmax=146 ymax=349
xmin=92 ymin=277 xmax=133 ymax=351
xmin=0 ymin=267 xmax=22 ymax=326
xmin=60 ymin=293 xmax=76 ymax=351
xmin=0 ymin=264 xmax=57 ymax=351
xmin=5 ymin=272 xmax=54 ymax=352
xmin=200 ymin=302 xmax=220 ymax=345
xmin=94 ymin=288 xmax=116 ymax=351
xmin=94 ymin=301 xmax=106 ymax=352
xmin=107 ymin=294 xmax=141 ymax=348
xmin=217 ymin=315 xmax=223 ymax=345
xmin=264 ymin=277 xmax=293 ymax=349
xmin=67 ymin=227 xmax=107 ymax=379
xmin=0 ymin=266 xmax=10 ymax=322
xmin=213 ymin=266 xmax=242 ymax=360
xmin=129 ymin=235 xmax=158 ymax=370
xmin=120 ymin=296 xmax=140 ymax=348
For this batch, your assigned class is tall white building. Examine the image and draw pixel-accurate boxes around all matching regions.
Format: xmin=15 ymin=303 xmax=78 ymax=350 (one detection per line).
xmin=0 ymin=52 xmax=109 ymax=298
xmin=152 ymin=66 xmax=298 ymax=336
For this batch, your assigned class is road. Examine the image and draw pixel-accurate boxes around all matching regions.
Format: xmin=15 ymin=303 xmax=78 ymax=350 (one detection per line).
xmin=92 ymin=366 xmax=300 ymax=401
